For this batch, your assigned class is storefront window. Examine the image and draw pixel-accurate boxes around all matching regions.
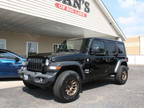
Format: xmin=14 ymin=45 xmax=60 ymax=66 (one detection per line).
xmin=26 ymin=42 xmax=38 ymax=56
xmin=0 ymin=39 xmax=6 ymax=49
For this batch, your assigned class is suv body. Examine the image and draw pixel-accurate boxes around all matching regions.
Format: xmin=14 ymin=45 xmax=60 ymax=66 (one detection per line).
xmin=19 ymin=37 xmax=129 ymax=102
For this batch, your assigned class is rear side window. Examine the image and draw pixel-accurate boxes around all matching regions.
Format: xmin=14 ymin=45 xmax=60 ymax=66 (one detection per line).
xmin=117 ymin=43 xmax=126 ymax=56
xmin=106 ymin=41 xmax=117 ymax=56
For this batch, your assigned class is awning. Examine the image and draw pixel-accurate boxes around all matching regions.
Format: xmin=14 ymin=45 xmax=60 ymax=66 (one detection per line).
xmin=0 ymin=8 xmax=118 ymax=39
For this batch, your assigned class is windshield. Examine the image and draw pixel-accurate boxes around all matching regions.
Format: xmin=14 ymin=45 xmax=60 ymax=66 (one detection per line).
xmin=0 ymin=51 xmax=25 ymax=59
xmin=57 ymin=38 xmax=90 ymax=52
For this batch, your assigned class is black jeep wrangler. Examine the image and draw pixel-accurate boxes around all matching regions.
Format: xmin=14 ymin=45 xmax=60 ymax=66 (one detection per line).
xmin=19 ymin=37 xmax=129 ymax=102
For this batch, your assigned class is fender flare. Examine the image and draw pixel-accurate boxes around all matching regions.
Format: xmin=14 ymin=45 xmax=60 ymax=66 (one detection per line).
xmin=114 ymin=59 xmax=128 ymax=73
xmin=49 ymin=61 xmax=85 ymax=79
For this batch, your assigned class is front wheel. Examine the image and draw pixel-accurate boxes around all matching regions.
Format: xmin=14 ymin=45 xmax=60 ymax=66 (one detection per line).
xmin=115 ymin=66 xmax=128 ymax=85
xmin=53 ymin=70 xmax=81 ymax=102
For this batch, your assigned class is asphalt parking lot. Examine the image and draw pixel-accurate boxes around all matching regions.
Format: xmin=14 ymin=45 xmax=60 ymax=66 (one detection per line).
xmin=0 ymin=66 xmax=144 ymax=108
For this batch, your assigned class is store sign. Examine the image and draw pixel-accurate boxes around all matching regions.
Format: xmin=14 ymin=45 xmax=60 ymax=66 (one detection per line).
xmin=54 ymin=0 xmax=90 ymax=17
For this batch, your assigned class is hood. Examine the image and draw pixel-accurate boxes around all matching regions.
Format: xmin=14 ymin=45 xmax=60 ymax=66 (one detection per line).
xmin=36 ymin=51 xmax=79 ymax=57
xmin=29 ymin=51 xmax=86 ymax=62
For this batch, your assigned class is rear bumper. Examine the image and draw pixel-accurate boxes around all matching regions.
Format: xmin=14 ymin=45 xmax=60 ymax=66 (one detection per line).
xmin=18 ymin=68 xmax=57 ymax=88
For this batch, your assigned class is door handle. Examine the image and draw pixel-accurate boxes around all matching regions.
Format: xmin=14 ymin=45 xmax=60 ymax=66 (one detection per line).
xmin=106 ymin=59 xmax=110 ymax=62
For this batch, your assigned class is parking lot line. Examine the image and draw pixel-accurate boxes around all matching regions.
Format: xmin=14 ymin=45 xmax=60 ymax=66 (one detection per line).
xmin=0 ymin=81 xmax=24 ymax=89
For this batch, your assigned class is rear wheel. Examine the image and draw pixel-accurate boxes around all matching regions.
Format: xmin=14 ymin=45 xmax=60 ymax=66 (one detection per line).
xmin=53 ymin=70 xmax=81 ymax=102
xmin=115 ymin=65 xmax=128 ymax=85
xmin=23 ymin=80 xmax=38 ymax=89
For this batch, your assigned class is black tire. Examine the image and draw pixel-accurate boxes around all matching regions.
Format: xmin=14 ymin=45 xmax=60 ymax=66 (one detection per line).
xmin=23 ymin=80 xmax=38 ymax=89
xmin=53 ymin=70 xmax=81 ymax=102
xmin=115 ymin=65 xmax=128 ymax=85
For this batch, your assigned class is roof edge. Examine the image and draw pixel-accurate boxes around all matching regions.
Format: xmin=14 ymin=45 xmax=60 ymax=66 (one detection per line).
xmin=95 ymin=0 xmax=126 ymax=41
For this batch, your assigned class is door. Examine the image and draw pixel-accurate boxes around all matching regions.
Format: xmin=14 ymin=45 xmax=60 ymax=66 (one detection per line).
xmin=0 ymin=51 xmax=22 ymax=78
xmin=105 ymin=41 xmax=118 ymax=73
xmin=86 ymin=39 xmax=109 ymax=80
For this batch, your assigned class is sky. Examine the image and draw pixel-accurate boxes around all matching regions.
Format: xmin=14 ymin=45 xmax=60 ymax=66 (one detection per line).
xmin=102 ymin=0 xmax=144 ymax=37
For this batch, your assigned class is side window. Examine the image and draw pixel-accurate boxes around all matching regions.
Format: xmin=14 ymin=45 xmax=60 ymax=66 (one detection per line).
xmin=0 ymin=52 xmax=16 ymax=60
xmin=106 ymin=42 xmax=117 ymax=56
xmin=117 ymin=43 xmax=125 ymax=55
xmin=91 ymin=40 xmax=105 ymax=54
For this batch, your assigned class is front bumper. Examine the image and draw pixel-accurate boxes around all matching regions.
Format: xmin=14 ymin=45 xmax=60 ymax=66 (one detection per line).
xmin=18 ymin=68 xmax=57 ymax=87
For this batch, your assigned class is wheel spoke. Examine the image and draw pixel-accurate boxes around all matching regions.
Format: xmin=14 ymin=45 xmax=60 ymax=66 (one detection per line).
xmin=65 ymin=79 xmax=78 ymax=96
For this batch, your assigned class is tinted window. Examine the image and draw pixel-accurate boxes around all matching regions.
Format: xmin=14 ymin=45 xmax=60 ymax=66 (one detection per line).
xmin=117 ymin=43 xmax=126 ymax=56
xmin=91 ymin=40 xmax=105 ymax=53
xmin=106 ymin=41 xmax=117 ymax=56
xmin=0 ymin=51 xmax=16 ymax=59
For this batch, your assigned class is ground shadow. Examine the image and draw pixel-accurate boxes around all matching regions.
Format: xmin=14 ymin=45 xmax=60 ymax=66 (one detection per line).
xmin=0 ymin=78 xmax=21 ymax=81
xmin=82 ymin=77 xmax=116 ymax=91
xmin=23 ymin=87 xmax=54 ymax=100
xmin=23 ymin=77 xmax=116 ymax=103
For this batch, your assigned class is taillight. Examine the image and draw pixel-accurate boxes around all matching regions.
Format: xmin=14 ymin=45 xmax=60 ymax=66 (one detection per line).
xmin=126 ymin=58 xmax=128 ymax=62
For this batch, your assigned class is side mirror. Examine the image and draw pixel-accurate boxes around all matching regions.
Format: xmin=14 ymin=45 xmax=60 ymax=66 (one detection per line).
xmin=15 ymin=57 xmax=20 ymax=62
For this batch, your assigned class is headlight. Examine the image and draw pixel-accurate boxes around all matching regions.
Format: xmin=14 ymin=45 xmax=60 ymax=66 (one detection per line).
xmin=22 ymin=61 xmax=28 ymax=66
xmin=21 ymin=66 xmax=27 ymax=71
xmin=49 ymin=66 xmax=61 ymax=70
xmin=45 ymin=59 xmax=49 ymax=66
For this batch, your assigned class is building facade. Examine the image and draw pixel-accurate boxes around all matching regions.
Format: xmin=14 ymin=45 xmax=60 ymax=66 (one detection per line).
xmin=0 ymin=0 xmax=125 ymax=57
xmin=125 ymin=36 xmax=144 ymax=65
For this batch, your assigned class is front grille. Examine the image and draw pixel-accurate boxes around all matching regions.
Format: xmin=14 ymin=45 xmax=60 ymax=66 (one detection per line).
xmin=27 ymin=58 xmax=45 ymax=72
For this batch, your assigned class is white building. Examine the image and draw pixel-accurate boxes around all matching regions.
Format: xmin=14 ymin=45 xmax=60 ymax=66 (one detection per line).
xmin=125 ymin=36 xmax=144 ymax=65
xmin=0 ymin=0 xmax=126 ymax=56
